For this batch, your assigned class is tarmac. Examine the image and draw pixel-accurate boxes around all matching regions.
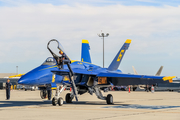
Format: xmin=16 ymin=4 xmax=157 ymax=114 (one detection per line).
xmin=0 ymin=90 xmax=180 ymax=120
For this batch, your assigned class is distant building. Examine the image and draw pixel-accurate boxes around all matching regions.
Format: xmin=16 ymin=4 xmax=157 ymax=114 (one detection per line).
xmin=0 ymin=73 xmax=17 ymax=78
xmin=0 ymin=73 xmax=19 ymax=89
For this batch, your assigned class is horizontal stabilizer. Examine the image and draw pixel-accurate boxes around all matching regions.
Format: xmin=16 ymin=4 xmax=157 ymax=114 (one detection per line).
xmin=107 ymin=39 xmax=131 ymax=71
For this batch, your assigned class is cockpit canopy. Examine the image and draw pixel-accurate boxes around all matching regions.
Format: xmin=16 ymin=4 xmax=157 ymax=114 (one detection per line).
xmin=42 ymin=57 xmax=56 ymax=65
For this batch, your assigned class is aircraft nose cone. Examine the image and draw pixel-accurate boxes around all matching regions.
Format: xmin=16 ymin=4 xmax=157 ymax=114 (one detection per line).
xmin=18 ymin=77 xmax=30 ymax=85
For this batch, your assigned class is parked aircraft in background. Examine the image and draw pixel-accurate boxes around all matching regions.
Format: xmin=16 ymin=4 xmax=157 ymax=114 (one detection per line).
xmin=18 ymin=39 xmax=175 ymax=106
xmin=132 ymin=66 xmax=163 ymax=76
xmin=132 ymin=66 xmax=163 ymax=91
xmin=132 ymin=66 xmax=180 ymax=91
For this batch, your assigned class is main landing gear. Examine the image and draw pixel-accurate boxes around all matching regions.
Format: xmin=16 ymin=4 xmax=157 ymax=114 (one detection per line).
xmin=93 ymin=87 xmax=113 ymax=104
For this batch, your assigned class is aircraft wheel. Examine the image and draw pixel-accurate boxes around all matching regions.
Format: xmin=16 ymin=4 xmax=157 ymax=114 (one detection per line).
xmin=52 ymin=97 xmax=57 ymax=106
xmin=40 ymin=90 xmax=47 ymax=99
xmin=106 ymin=94 xmax=113 ymax=104
xmin=133 ymin=87 xmax=137 ymax=91
xmin=40 ymin=90 xmax=44 ymax=99
xmin=66 ymin=93 xmax=73 ymax=103
xmin=58 ymin=97 xmax=63 ymax=106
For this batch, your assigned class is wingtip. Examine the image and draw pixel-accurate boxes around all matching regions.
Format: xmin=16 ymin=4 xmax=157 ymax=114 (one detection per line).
xmin=125 ymin=39 xmax=131 ymax=44
xmin=82 ymin=39 xmax=89 ymax=44
xmin=162 ymin=76 xmax=176 ymax=83
xmin=163 ymin=76 xmax=176 ymax=80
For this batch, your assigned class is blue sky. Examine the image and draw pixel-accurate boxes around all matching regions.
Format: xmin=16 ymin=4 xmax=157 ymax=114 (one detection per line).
xmin=0 ymin=0 xmax=180 ymax=77
xmin=0 ymin=0 xmax=180 ymax=7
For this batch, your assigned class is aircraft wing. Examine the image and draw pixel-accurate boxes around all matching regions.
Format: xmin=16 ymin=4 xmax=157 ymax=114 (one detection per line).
xmin=97 ymin=73 xmax=175 ymax=86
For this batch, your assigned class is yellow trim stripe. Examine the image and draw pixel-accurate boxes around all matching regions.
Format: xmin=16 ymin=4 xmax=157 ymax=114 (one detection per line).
xmin=82 ymin=39 xmax=89 ymax=44
xmin=162 ymin=76 xmax=176 ymax=83
xmin=39 ymin=65 xmax=58 ymax=71
xmin=125 ymin=39 xmax=131 ymax=44
xmin=51 ymin=87 xmax=57 ymax=90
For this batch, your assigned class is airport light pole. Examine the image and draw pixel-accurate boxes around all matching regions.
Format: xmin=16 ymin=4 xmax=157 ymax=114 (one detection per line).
xmin=98 ymin=32 xmax=109 ymax=68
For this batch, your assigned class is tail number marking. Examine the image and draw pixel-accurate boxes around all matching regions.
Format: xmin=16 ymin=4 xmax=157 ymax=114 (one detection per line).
xmin=52 ymin=74 xmax=56 ymax=83
xmin=117 ymin=50 xmax=124 ymax=62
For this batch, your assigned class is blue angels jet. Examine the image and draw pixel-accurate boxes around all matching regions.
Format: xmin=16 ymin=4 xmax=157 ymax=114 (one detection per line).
xmin=18 ymin=40 xmax=92 ymax=100
xmin=18 ymin=39 xmax=175 ymax=106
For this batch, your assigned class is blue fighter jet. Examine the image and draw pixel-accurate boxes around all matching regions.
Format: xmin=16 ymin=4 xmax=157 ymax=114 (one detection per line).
xmin=18 ymin=39 xmax=175 ymax=106
xmin=18 ymin=40 xmax=92 ymax=100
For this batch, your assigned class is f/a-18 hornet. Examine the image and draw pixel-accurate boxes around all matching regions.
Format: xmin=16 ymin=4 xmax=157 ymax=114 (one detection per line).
xmin=19 ymin=39 xmax=175 ymax=106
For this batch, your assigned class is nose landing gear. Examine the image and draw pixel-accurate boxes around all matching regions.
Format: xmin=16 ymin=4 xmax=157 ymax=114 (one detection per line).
xmin=52 ymin=85 xmax=65 ymax=106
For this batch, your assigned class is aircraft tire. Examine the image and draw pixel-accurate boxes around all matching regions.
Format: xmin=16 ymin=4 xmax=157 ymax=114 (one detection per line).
xmin=133 ymin=87 xmax=137 ymax=91
xmin=106 ymin=94 xmax=113 ymax=104
xmin=40 ymin=90 xmax=44 ymax=99
xmin=52 ymin=97 xmax=57 ymax=106
xmin=66 ymin=93 xmax=73 ymax=103
xmin=40 ymin=90 xmax=47 ymax=99
xmin=58 ymin=97 xmax=63 ymax=106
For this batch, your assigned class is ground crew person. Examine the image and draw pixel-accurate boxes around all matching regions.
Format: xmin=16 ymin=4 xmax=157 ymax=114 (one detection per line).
xmin=58 ymin=50 xmax=68 ymax=69
xmin=6 ymin=79 xmax=12 ymax=100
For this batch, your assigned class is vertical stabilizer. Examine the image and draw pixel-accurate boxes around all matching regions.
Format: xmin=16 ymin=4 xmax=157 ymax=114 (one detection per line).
xmin=132 ymin=66 xmax=138 ymax=75
xmin=107 ymin=39 xmax=131 ymax=71
xmin=81 ymin=40 xmax=91 ymax=63
xmin=155 ymin=66 xmax=163 ymax=76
